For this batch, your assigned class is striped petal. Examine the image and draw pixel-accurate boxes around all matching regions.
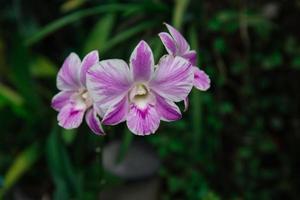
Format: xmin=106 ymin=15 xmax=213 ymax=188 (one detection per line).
xmin=87 ymin=59 xmax=132 ymax=114
xmin=51 ymin=91 xmax=74 ymax=111
xmin=183 ymin=50 xmax=197 ymax=66
xmin=80 ymin=50 xmax=99 ymax=86
xmin=85 ymin=108 xmax=105 ymax=135
xmin=150 ymin=55 xmax=193 ymax=102
xmin=130 ymin=40 xmax=154 ymax=82
xmin=102 ymin=96 xmax=129 ymax=125
xmin=165 ymin=23 xmax=190 ymax=54
xmin=126 ymin=104 xmax=160 ymax=136
xmin=158 ymin=32 xmax=177 ymax=55
xmin=58 ymin=102 xmax=85 ymax=129
xmin=155 ymin=94 xmax=181 ymax=121
xmin=193 ymin=67 xmax=210 ymax=91
xmin=57 ymin=53 xmax=82 ymax=91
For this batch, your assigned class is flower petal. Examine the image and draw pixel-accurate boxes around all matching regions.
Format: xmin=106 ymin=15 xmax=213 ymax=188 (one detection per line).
xmin=87 ymin=59 xmax=132 ymax=113
xmin=183 ymin=50 xmax=197 ymax=66
xmin=85 ymin=108 xmax=105 ymax=135
xmin=155 ymin=94 xmax=181 ymax=121
xmin=193 ymin=67 xmax=210 ymax=91
xmin=158 ymin=32 xmax=177 ymax=55
xmin=58 ymin=103 xmax=85 ymax=129
xmin=130 ymin=40 xmax=154 ymax=82
xmin=184 ymin=97 xmax=189 ymax=112
xmin=165 ymin=23 xmax=190 ymax=54
xmin=51 ymin=91 xmax=74 ymax=111
xmin=150 ymin=55 xmax=193 ymax=102
xmin=80 ymin=50 xmax=99 ymax=86
xmin=126 ymin=104 xmax=160 ymax=136
xmin=57 ymin=53 xmax=82 ymax=91
xmin=93 ymin=104 xmax=106 ymax=118
xmin=102 ymin=96 xmax=129 ymax=125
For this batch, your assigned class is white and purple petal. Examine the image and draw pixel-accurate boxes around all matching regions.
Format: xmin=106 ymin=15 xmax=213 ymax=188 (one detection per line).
xmin=193 ymin=67 xmax=211 ymax=91
xmin=80 ymin=50 xmax=99 ymax=86
xmin=57 ymin=53 xmax=82 ymax=91
xmin=155 ymin=94 xmax=181 ymax=121
xmin=87 ymin=59 xmax=132 ymax=113
xmin=150 ymin=55 xmax=194 ymax=102
xmin=183 ymin=97 xmax=189 ymax=112
xmin=85 ymin=108 xmax=105 ymax=135
xmin=130 ymin=40 xmax=154 ymax=82
xmin=158 ymin=32 xmax=177 ymax=55
xmin=51 ymin=91 xmax=74 ymax=111
xmin=183 ymin=50 xmax=197 ymax=66
xmin=126 ymin=104 xmax=160 ymax=136
xmin=102 ymin=96 xmax=129 ymax=125
xmin=165 ymin=23 xmax=190 ymax=54
xmin=58 ymin=103 xmax=85 ymax=129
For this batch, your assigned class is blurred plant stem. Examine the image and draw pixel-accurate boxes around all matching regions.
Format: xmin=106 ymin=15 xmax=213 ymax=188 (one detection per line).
xmin=116 ymin=129 xmax=134 ymax=164
xmin=95 ymin=135 xmax=106 ymax=190
xmin=173 ymin=0 xmax=203 ymax=156
xmin=189 ymin=26 xmax=203 ymax=156
xmin=173 ymin=0 xmax=189 ymax=29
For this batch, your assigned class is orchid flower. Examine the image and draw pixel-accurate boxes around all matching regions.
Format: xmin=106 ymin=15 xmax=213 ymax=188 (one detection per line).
xmin=87 ymin=41 xmax=193 ymax=135
xmin=51 ymin=51 xmax=104 ymax=135
xmin=159 ymin=23 xmax=211 ymax=109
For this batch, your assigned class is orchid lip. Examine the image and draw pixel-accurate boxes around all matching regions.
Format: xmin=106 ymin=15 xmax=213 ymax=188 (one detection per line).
xmin=74 ymin=88 xmax=93 ymax=109
xmin=129 ymin=83 xmax=154 ymax=109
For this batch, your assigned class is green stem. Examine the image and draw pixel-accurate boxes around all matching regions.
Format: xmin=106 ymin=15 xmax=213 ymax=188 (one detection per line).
xmin=189 ymin=26 xmax=203 ymax=156
xmin=116 ymin=129 xmax=134 ymax=164
xmin=173 ymin=0 xmax=189 ymax=29
xmin=95 ymin=137 xmax=105 ymax=190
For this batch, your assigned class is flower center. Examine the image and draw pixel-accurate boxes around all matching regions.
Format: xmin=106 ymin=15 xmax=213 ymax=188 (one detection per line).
xmin=129 ymin=83 xmax=152 ymax=108
xmin=76 ymin=88 xmax=93 ymax=109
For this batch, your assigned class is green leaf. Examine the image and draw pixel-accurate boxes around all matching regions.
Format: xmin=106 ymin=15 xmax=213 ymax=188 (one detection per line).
xmin=60 ymin=0 xmax=86 ymax=13
xmin=0 ymin=83 xmax=24 ymax=107
xmin=121 ymin=1 xmax=168 ymax=17
xmin=202 ymin=192 xmax=221 ymax=200
xmin=213 ymin=37 xmax=226 ymax=53
xmin=46 ymin=125 xmax=81 ymax=199
xmin=0 ymin=83 xmax=28 ymax=117
xmin=9 ymin=36 xmax=42 ymax=115
xmin=149 ymin=37 xmax=164 ymax=61
xmin=208 ymin=10 xmax=239 ymax=33
xmin=25 ymin=4 xmax=140 ymax=46
xmin=101 ymin=21 xmax=157 ymax=54
xmin=292 ymin=56 xmax=300 ymax=69
xmin=83 ymin=14 xmax=115 ymax=54
xmin=0 ymin=143 xmax=41 ymax=197
xmin=30 ymin=55 xmax=57 ymax=78
xmin=262 ymin=51 xmax=282 ymax=70
xmin=61 ymin=129 xmax=77 ymax=145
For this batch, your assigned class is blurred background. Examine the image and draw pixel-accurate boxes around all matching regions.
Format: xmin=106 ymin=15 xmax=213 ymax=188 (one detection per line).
xmin=0 ymin=0 xmax=300 ymax=199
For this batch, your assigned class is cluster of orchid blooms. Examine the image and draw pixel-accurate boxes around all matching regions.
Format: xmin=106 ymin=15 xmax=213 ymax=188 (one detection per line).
xmin=51 ymin=23 xmax=210 ymax=136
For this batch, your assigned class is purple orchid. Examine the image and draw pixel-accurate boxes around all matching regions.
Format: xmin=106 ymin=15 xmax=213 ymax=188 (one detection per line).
xmin=159 ymin=23 xmax=211 ymax=109
xmin=51 ymin=51 xmax=104 ymax=135
xmin=86 ymin=41 xmax=193 ymax=135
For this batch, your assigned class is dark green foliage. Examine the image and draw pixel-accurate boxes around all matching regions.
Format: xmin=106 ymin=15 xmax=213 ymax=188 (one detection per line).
xmin=0 ymin=0 xmax=299 ymax=199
